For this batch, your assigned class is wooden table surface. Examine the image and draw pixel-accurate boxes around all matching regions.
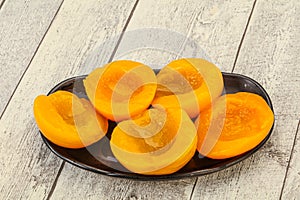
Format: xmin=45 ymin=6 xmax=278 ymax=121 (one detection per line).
xmin=0 ymin=0 xmax=299 ymax=199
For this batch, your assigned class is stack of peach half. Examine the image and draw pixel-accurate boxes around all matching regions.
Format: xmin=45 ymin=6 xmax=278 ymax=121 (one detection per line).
xmin=33 ymin=58 xmax=274 ymax=175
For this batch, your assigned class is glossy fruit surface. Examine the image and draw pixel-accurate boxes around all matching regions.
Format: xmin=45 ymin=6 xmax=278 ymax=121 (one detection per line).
xmin=196 ymin=92 xmax=274 ymax=159
xmin=83 ymin=60 xmax=157 ymax=121
xmin=110 ymin=107 xmax=197 ymax=175
xmin=34 ymin=91 xmax=108 ymax=148
xmin=153 ymin=58 xmax=223 ymax=118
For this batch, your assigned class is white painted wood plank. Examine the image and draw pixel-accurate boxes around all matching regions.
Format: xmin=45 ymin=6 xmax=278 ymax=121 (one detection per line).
xmin=52 ymin=163 xmax=196 ymax=200
xmin=233 ymin=0 xmax=300 ymax=117
xmin=115 ymin=0 xmax=255 ymax=72
xmin=50 ymin=1 xmax=257 ymax=199
xmin=282 ymin=121 xmax=300 ymax=199
xmin=0 ymin=0 xmax=136 ymax=199
xmin=0 ymin=0 xmax=63 ymax=115
xmin=191 ymin=116 xmax=299 ymax=200
xmin=191 ymin=0 xmax=300 ymax=199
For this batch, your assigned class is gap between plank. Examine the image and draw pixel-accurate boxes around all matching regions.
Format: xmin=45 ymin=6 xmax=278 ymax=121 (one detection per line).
xmin=279 ymin=119 xmax=300 ymax=200
xmin=188 ymin=2 xmax=258 ymax=198
xmin=231 ymin=0 xmax=257 ymax=73
xmin=0 ymin=0 xmax=6 ymax=10
xmin=46 ymin=161 xmax=65 ymax=200
xmin=0 ymin=0 xmax=65 ymax=120
xmin=189 ymin=178 xmax=198 ymax=200
xmin=108 ymin=0 xmax=140 ymax=62
xmin=45 ymin=1 xmax=139 ymax=199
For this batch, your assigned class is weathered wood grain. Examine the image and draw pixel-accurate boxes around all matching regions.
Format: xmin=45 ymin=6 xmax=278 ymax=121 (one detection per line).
xmin=0 ymin=0 xmax=136 ymax=199
xmin=191 ymin=116 xmax=299 ymax=199
xmin=233 ymin=0 xmax=300 ymax=118
xmin=115 ymin=0 xmax=255 ymax=72
xmin=281 ymin=121 xmax=300 ymax=199
xmin=2 ymin=0 xmax=298 ymax=199
xmin=51 ymin=163 xmax=196 ymax=200
xmin=191 ymin=0 xmax=300 ymax=199
xmin=0 ymin=0 xmax=63 ymax=115
xmin=49 ymin=0 xmax=257 ymax=199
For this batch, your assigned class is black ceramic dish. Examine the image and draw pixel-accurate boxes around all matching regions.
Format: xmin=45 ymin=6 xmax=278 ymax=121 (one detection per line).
xmin=40 ymin=72 xmax=274 ymax=180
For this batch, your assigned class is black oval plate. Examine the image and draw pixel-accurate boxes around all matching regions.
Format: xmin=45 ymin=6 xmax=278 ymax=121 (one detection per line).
xmin=40 ymin=72 xmax=274 ymax=180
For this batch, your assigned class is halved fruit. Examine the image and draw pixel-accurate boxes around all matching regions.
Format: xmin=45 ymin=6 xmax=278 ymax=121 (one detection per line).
xmin=152 ymin=58 xmax=224 ymax=118
xmin=83 ymin=60 xmax=157 ymax=121
xmin=33 ymin=91 xmax=108 ymax=148
xmin=196 ymin=92 xmax=274 ymax=159
xmin=110 ymin=107 xmax=197 ymax=175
